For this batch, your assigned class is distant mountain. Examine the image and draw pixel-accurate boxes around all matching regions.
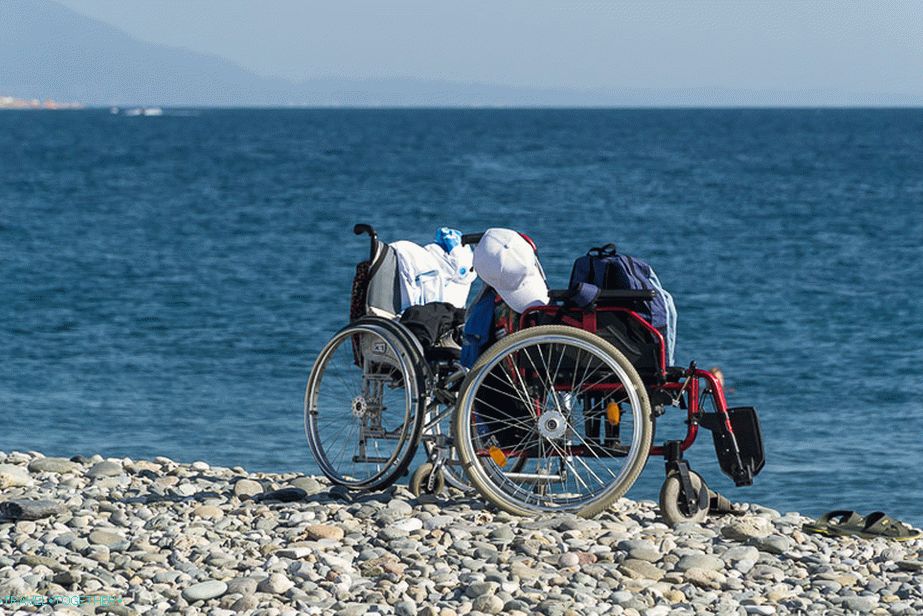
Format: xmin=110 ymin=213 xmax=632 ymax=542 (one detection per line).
xmin=2 ymin=0 xmax=921 ymax=107
xmin=1 ymin=0 xmax=585 ymax=106
xmin=0 ymin=0 xmax=297 ymax=106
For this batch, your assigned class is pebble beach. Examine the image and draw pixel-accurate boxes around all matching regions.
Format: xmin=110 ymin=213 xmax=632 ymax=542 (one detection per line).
xmin=1 ymin=451 xmax=921 ymax=616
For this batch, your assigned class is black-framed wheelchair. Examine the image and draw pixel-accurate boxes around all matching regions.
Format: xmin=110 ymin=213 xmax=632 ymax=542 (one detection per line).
xmin=304 ymin=224 xmax=765 ymax=522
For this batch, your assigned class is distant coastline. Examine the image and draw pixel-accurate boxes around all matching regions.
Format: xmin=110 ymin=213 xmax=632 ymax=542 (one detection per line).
xmin=0 ymin=95 xmax=84 ymax=110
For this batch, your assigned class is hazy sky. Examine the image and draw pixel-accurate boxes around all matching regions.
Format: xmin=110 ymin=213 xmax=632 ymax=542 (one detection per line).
xmin=57 ymin=0 xmax=923 ymax=96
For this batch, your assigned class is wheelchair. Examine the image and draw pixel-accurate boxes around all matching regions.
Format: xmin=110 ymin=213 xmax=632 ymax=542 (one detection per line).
xmin=305 ymin=224 xmax=765 ymax=523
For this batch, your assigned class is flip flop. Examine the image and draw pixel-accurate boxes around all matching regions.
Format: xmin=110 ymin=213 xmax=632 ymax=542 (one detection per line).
xmin=854 ymin=512 xmax=922 ymax=542
xmin=802 ymin=510 xmax=865 ymax=536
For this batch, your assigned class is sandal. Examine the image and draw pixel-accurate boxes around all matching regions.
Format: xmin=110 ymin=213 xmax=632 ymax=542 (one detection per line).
xmin=854 ymin=512 xmax=922 ymax=541
xmin=802 ymin=510 xmax=865 ymax=536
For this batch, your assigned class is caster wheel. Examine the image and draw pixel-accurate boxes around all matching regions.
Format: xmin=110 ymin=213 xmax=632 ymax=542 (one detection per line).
xmin=659 ymin=470 xmax=709 ymax=526
xmin=409 ymin=463 xmax=445 ymax=497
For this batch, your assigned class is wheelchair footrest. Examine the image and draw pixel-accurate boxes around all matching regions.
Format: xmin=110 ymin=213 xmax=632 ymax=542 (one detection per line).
xmin=700 ymin=406 xmax=765 ymax=487
xmin=352 ymin=455 xmax=391 ymax=464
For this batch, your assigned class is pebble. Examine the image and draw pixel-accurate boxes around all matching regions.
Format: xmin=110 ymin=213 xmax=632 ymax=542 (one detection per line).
xmin=559 ymin=552 xmax=580 ymax=568
xmin=721 ymin=545 xmax=760 ymax=563
xmin=27 ymin=457 xmax=80 ymax=474
xmin=226 ymin=576 xmax=258 ymax=595
xmin=193 ymin=504 xmax=224 ymax=519
xmin=0 ymin=464 xmax=32 ymax=487
xmin=0 ymin=498 xmax=62 ymax=521
xmin=721 ymin=517 xmax=773 ymax=541
xmin=256 ymin=487 xmax=307 ymax=502
xmin=743 ymin=606 xmax=775 ymax=615
xmin=393 ymin=517 xmax=424 ymax=532
xmin=388 ymin=499 xmax=414 ymax=516
xmin=88 ymin=529 xmax=129 ymax=551
xmin=0 ymin=449 xmax=918 ymax=616
xmin=259 ymin=572 xmax=295 ymax=594
xmin=86 ymin=460 xmax=124 ymax=478
xmin=620 ymin=558 xmax=666 ymax=581
xmin=472 ymin=593 xmax=504 ymax=614
xmin=674 ymin=553 xmax=725 ymax=572
xmin=233 ymin=478 xmax=263 ymax=499
xmin=840 ymin=595 xmax=878 ymax=611
xmin=182 ymin=580 xmax=228 ymax=602
xmin=752 ymin=535 xmax=792 ymax=555
xmin=290 ymin=476 xmax=324 ymax=494
xmin=304 ymin=523 xmax=345 ymax=540
xmin=684 ymin=567 xmax=725 ymax=589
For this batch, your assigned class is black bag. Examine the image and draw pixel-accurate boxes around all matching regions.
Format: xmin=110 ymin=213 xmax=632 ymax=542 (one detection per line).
xmin=399 ymin=302 xmax=465 ymax=352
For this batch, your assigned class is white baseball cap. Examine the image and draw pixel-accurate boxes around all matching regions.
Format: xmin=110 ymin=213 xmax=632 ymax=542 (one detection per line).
xmin=473 ymin=228 xmax=549 ymax=313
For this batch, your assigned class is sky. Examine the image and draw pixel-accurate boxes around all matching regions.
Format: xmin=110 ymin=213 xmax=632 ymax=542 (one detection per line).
xmin=54 ymin=0 xmax=923 ymax=99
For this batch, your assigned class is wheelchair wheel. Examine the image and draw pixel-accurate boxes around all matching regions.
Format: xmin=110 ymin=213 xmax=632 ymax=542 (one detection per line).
xmin=409 ymin=462 xmax=446 ymax=496
xmin=454 ymin=325 xmax=653 ymax=518
xmin=305 ymin=321 xmax=425 ymax=491
xmin=659 ymin=470 xmax=709 ymax=525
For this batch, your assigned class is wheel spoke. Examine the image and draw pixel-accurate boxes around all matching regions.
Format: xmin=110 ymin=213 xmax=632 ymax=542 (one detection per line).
xmin=456 ymin=328 xmax=651 ymax=515
xmin=306 ymin=324 xmax=420 ymax=489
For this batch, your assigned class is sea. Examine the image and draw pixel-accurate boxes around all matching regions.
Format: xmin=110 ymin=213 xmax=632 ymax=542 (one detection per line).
xmin=2 ymin=109 xmax=921 ymax=525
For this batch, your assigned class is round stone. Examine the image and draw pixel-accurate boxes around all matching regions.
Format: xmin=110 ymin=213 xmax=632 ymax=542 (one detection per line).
xmin=395 ymin=600 xmax=418 ymax=616
xmin=193 ymin=505 xmax=224 ymax=520
xmin=304 ymin=524 xmax=344 ymax=541
xmin=744 ymin=606 xmax=776 ymax=615
xmin=233 ymin=478 xmax=263 ymax=499
xmin=559 ymin=552 xmax=580 ymax=568
xmin=393 ymin=518 xmax=423 ymax=533
xmin=721 ymin=545 xmax=760 ymax=563
xmin=257 ymin=572 xmax=294 ymax=595
xmin=489 ymin=526 xmax=515 ymax=543
xmin=182 ymin=580 xmax=228 ymax=602
xmin=387 ymin=499 xmax=413 ymax=516
xmin=0 ymin=464 xmax=32 ymax=488
xmin=88 ymin=529 xmax=129 ymax=551
xmin=675 ymin=554 xmax=725 ymax=572
xmin=753 ymin=535 xmax=792 ymax=555
xmin=226 ymin=577 xmax=258 ymax=595
xmin=290 ymin=476 xmax=324 ymax=494
xmin=86 ymin=461 xmax=123 ymax=478
xmin=720 ymin=518 xmax=772 ymax=541
xmin=27 ymin=457 xmax=80 ymax=474
xmin=472 ymin=593 xmax=504 ymax=614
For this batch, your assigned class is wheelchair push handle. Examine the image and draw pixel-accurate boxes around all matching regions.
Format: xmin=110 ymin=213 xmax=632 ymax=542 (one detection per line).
xmin=353 ymin=223 xmax=378 ymax=261
xmin=461 ymin=232 xmax=484 ymax=246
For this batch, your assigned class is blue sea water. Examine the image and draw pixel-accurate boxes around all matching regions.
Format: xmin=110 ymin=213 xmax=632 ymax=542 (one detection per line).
xmin=2 ymin=109 xmax=922 ymax=524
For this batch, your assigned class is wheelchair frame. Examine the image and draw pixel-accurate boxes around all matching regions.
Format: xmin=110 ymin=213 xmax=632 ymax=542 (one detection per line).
xmin=304 ymin=224 xmax=765 ymax=522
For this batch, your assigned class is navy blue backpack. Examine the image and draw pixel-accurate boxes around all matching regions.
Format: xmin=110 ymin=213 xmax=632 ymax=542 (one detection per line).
xmin=569 ymin=244 xmax=677 ymax=365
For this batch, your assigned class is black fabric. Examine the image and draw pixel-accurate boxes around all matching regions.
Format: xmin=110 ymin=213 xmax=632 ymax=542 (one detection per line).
xmin=350 ymin=260 xmax=371 ymax=322
xmin=528 ymin=307 xmax=661 ymax=380
xmin=399 ymin=302 xmax=466 ymax=351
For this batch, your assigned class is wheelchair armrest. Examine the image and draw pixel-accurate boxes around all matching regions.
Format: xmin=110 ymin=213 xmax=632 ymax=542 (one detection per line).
xmin=548 ymin=288 xmax=656 ymax=304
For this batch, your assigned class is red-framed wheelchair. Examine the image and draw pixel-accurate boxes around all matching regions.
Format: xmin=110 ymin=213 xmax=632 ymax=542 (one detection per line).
xmin=305 ymin=225 xmax=764 ymax=522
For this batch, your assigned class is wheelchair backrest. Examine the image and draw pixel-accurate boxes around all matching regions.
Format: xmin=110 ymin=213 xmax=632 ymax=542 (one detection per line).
xmin=365 ymin=244 xmax=403 ymax=317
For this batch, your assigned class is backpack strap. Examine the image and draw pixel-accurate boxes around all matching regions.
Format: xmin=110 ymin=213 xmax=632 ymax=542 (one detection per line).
xmin=570 ymin=282 xmax=600 ymax=308
xmin=588 ymin=243 xmax=617 ymax=257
